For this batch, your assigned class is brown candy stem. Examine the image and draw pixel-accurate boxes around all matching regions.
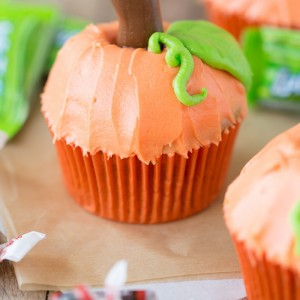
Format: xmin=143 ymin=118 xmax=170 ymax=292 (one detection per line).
xmin=112 ymin=0 xmax=163 ymax=48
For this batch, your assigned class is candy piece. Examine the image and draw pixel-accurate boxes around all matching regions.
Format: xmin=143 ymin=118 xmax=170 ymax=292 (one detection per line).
xmin=52 ymin=289 xmax=156 ymax=300
xmin=0 ymin=231 xmax=46 ymax=262
xmin=51 ymin=260 xmax=156 ymax=300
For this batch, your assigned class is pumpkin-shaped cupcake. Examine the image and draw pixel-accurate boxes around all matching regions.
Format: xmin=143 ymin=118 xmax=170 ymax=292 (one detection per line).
xmin=224 ymin=124 xmax=300 ymax=299
xmin=203 ymin=0 xmax=300 ymax=40
xmin=41 ymin=0 xmax=251 ymax=224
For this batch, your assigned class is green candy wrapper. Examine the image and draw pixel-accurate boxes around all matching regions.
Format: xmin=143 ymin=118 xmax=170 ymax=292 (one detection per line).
xmin=243 ymin=26 xmax=300 ymax=111
xmin=0 ymin=2 xmax=60 ymax=146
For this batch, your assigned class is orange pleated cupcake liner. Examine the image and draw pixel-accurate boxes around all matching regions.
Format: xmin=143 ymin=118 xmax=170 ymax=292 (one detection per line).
xmin=54 ymin=125 xmax=239 ymax=224
xmin=205 ymin=6 xmax=259 ymax=40
xmin=234 ymin=239 xmax=300 ymax=300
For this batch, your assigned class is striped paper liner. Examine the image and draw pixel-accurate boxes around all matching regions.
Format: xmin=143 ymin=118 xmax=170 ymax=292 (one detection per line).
xmin=234 ymin=239 xmax=300 ymax=300
xmin=54 ymin=125 xmax=239 ymax=224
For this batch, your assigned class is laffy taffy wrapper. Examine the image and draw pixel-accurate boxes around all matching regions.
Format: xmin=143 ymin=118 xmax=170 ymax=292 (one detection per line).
xmin=0 ymin=2 xmax=60 ymax=146
xmin=243 ymin=26 xmax=300 ymax=111
xmin=0 ymin=231 xmax=45 ymax=262
xmin=52 ymin=287 xmax=156 ymax=300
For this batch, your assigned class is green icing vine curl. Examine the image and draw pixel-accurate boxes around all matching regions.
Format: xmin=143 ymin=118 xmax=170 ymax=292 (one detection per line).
xmin=290 ymin=201 xmax=300 ymax=255
xmin=148 ymin=32 xmax=208 ymax=106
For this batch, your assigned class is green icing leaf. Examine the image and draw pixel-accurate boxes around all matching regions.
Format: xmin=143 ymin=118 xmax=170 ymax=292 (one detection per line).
xmin=148 ymin=32 xmax=207 ymax=106
xmin=290 ymin=201 xmax=300 ymax=255
xmin=167 ymin=20 xmax=252 ymax=90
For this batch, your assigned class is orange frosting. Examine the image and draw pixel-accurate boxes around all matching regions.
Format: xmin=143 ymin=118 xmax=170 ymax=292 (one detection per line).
xmin=204 ymin=0 xmax=300 ymax=28
xmin=41 ymin=22 xmax=247 ymax=164
xmin=225 ymin=124 xmax=300 ymax=273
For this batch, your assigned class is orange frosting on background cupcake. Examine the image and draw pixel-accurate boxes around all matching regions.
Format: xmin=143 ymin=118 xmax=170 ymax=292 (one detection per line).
xmin=42 ymin=22 xmax=247 ymax=164
xmin=225 ymin=124 xmax=300 ymax=273
xmin=204 ymin=0 xmax=300 ymax=28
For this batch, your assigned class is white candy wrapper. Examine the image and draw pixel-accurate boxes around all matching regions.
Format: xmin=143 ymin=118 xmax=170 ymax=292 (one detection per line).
xmin=0 ymin=130 xmax=8 ymax=150
xmin=105 ymin=260 xmax=128 ymax=299
xmin=0 ymin=231 xmax=46 ymax=262
xmin=51 ymin=260 xmax=158 ymax=300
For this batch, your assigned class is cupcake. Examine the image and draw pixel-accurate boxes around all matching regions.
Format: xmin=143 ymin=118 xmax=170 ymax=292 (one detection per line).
xmin=224 ymin=124 xmax=300 ymax=299
xmin=203 ymin=0 xmax=300 ymax=40
xmin=41 ymin=0 xmax=251 ymax=224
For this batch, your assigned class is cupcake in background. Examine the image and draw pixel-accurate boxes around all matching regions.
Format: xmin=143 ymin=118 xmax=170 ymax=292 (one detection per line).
xmin=203 ymin=0 xmax=300 ymax=40
xmin=203 ymin=0 xmax=300 ymax=111
xmin=224 ymin=124 xmax=300 ymax=299
xmin=41 ymin=0 xmax=250 ymax=224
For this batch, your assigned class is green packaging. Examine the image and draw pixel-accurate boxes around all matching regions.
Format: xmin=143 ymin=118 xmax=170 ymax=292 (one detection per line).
xmin=0 ymin=2 xmax=60 ymax=146
xmin=243 ymin=26 xmax=300 ymax=110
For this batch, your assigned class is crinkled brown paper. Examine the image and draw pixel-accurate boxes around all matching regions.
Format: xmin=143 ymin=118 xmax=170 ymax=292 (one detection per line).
xmin=0 ymin=105 xmax=298 ymax=291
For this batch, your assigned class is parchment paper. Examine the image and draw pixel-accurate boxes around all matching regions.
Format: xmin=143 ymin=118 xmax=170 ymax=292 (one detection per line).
xmin=0 ymin=104 xmax=299 ymax=291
